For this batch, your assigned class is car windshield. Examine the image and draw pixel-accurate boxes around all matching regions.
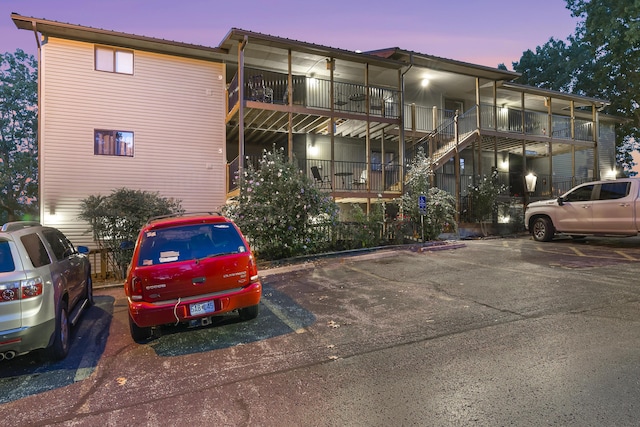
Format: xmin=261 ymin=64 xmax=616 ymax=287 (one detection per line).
xmin=137 ymin=222 xmax=247 ymax=266
xmin=0 ymin=240 xmax=15 ymax=273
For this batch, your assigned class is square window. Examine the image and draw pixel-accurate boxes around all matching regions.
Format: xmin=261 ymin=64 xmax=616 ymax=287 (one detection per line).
xmin=95 ymin=46 xmax=133 ymax=75
xmin=94 ymin=130 xmax=134 ymax=157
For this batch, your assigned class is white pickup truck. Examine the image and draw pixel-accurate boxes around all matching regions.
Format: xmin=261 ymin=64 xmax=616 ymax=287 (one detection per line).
xmin=525 ymin=178 xmax=640 ymax=242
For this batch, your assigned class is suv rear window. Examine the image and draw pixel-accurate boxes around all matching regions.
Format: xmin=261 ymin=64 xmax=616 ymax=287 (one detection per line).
xmin=137 ymin=223 xmax=247 ymax=266
xmin=0 ymin=240 xmax=15 ymax=272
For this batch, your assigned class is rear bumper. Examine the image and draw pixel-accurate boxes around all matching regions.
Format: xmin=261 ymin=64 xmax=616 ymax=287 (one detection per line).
xmin=0 ymin=319 xmax=55 ymax=357
xmin=128 ymin=281 xmax=262 ymax=328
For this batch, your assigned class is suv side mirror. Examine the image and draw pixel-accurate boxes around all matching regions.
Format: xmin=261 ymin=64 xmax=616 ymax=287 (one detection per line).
xmin=557 ymin=196 xmax=565 ymax=206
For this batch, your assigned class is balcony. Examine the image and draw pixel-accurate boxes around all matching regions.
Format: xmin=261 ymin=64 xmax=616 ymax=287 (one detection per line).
xmin=226 ymin=68 xmax=600 ymax=200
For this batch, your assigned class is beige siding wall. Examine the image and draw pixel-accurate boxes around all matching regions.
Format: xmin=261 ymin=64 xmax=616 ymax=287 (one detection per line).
xmin=40 ymin=38 xmax=226 ymax=251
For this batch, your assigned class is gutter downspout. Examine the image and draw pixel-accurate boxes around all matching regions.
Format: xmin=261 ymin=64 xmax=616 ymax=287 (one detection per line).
xmin=31 ymin=21 xmax=43 ymax=223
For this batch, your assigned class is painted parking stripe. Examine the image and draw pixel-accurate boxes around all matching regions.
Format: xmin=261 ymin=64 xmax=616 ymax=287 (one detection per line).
xmin=615 ymin=250 xmax=637 ymax=261
xmin=261 ymin=298 xmax=307 ymax=334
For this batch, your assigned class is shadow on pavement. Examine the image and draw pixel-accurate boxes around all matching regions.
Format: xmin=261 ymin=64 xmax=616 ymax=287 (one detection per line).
xmin=148 ymin=283 xmax=316 ymax=357
xmin=0 ymin=295 xmax=115 ymax=404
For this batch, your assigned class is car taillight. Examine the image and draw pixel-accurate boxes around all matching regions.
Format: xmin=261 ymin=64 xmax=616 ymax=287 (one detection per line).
xmin=0 ymin=277 xmax=43 ymax=302
xmin=21 ymin=277 xmax=43 ymax=299
xmin=248 ymin=255 xmax=259 ymax=282
xmin=130 ymin=276 xmax=143 ymax=301
xmin=0 ymin=282 xmax=20 ymax=302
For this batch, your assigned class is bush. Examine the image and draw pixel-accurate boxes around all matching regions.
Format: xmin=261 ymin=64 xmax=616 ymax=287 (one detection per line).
xmin=79 ymin=188 xmax=183 ymax=278
xmin=400 ymin=147 xmax=457 ymax=241
xmin=222 ymin=147 xmax=339 ymax=261
xmin=467 ymin=170 xmax=507 ymax=235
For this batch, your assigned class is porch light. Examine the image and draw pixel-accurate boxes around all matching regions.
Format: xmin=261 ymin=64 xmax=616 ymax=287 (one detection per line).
xmin=308 ymin=142 xmax=319 ymax=156
xmin=525 ymin=173 xmax=537 ymax=193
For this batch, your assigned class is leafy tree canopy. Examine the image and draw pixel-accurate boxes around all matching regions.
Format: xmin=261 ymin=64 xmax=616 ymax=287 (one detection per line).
xmin=511 ymin=0 xmax=640 ymax=175
xmin=0 ymin=49 xmax=38 ymax=222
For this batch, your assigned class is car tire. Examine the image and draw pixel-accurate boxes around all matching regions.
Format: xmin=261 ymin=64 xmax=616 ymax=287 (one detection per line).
xmin=48 ymin=301 xmax=70 ymax=361
xmin=532 ymin=217 xmax=554 ymax=242
xmin=129 ymin=312 xmax=153 ymax=343
xmin=238 ymin=304 xmax=259 ymax=320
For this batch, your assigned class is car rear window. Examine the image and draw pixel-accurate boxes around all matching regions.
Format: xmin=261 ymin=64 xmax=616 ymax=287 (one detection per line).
xmin=0 ymin=240 xmax=16 ymax=272
xmin=20 ymin=233 xmax=52 ymax=268
xmin=137 ymin=222 xmax=247 ymax=266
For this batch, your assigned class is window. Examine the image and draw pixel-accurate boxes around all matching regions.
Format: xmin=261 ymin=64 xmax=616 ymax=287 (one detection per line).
xmin=42 ymin=230 xmax=74 ymax=261
xmin=94 ymin=130 xmax=134 ymax=157
xmin=0 ymin=240 xmax=16 ymax=272
xmin=20 ymin=234 xmax=51 ymax=268
xmin=565 ymin=184 xmax=594 ymax=202
xmin=95 ymin=46 xmax=133 ymax=74
xmin=598 ymin=182 xmax=630 ymax=200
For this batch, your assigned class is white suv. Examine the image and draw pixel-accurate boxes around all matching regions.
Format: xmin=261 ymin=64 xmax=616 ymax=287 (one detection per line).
xmin=0 ymin=221 xmax=92 ymax=361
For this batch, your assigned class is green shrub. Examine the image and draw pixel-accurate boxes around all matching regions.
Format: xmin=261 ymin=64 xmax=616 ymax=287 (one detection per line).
xmin=222 ymin=147 xmax=339 ymax=261
xmin=79 ymin=188 xmax=183 ymax=278
xmin=400 ymin=147 xmax=457 ymax=241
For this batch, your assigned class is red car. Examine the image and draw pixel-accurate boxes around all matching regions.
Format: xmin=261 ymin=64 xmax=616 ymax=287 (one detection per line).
xmin=124 ymin=213 xmax=262 ymax=342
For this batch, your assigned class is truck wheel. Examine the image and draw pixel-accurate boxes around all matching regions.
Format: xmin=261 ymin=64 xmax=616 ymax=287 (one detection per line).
xmin=129 ymin=312 xmax=153 ymax=343
xmin=532 ymin=217 xmax=554 ymax=242
xmin=48 ymin=301 xmax=70 ymax=361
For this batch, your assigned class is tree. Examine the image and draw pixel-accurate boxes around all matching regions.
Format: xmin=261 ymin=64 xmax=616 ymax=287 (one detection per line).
xmin=511 ymin=1 xmax=640 ymax=175
xmin=222 ymin=147 xmax=339 ymax=261
xmin=0 ymin=49 xmax=38 ymax=223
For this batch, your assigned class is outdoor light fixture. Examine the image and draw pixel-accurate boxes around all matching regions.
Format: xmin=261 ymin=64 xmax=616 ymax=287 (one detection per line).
xmin=421 ymin=78 xmax=429 ymax=87
xmin=525 ymin=172 xmax=537 ymax=194
xmin=308 ymin=142 xmax=319 ymax=156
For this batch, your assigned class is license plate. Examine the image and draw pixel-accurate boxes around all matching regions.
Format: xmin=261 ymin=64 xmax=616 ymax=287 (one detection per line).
xmin=189 ymin=300 xmax=216 ymax=316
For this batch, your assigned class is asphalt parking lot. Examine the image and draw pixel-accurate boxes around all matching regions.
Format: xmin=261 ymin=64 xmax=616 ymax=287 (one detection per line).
xmin=2 ymin=235 xmax=640 ymax=426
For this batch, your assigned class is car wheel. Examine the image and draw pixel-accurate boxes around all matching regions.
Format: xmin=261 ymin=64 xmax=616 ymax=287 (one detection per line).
xmin=129 ymin=312 xmax=153 ymax=343
xmin=86 ymin=274 xmax=94 ymax=306
xmin=48 ymin=301 xmax=70 ymax=361
xmin=238 ymin=304 xmax=259 ymax=321
xmin=532 ymin=217 xmax=554 ymax=242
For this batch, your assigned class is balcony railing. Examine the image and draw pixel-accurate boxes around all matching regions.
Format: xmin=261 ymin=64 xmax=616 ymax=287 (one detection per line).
xmin=479 ymin=103 xmax=595 ymax=142
xmin=227 ymin=155 xmax=403 ymax=195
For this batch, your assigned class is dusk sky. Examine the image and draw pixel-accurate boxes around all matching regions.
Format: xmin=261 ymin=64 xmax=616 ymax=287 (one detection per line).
xmin=1 ymin=0 xmax=579 ymax=70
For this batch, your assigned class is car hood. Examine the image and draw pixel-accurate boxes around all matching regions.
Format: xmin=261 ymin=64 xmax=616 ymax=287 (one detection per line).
xmin=527 ymin=198 xmax=559 ymax=208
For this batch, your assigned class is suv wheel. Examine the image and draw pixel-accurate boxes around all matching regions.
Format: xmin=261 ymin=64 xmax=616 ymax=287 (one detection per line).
xmin=532 ymin=217 xmax=554 ymax=242
xmin=129 ymin=312 xmax=153 ymax=343
xmin=238 ymin=304 xmax=259 ymax=320
xmin=48 ymin=301 xmax=70 ymax=360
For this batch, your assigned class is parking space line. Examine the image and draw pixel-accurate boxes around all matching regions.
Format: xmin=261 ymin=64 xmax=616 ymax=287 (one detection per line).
xmin=615 ymin=250 xmax=637 ymax=261
xmin=569 ymin=246 xmax=586 ymax=257
xmin=261 ymin=298 xmax=307 ymax=334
